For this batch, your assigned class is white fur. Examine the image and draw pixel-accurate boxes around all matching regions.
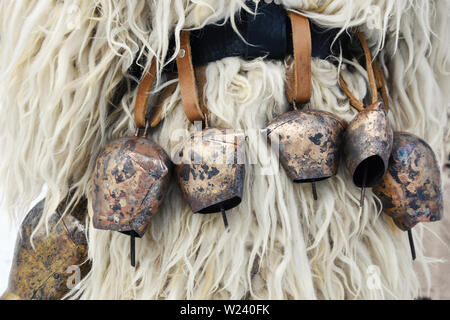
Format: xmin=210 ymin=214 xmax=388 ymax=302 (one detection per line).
xmin=0 ymin=0 xmax=448 ymax=299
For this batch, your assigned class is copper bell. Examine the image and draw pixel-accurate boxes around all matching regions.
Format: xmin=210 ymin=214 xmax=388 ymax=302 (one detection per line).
xmin=373 ymin=132 xmax=443 ymax=260
xmin=340 ymin=30 xmax=394 ymax=207
xmin=263 ymin=12 xmax=345 ymax=199
xmin=343 ymin=101 xmax=393 ymax=206
xmin=265 ymin=103 xmax=345 ymax=199
xmin=92 ymin=127 xmax=172 ymax=266
xmin=1 ymin=200 xmax=90 ymax=300
xmin=175 ymin=120 xmax=246 ymax=230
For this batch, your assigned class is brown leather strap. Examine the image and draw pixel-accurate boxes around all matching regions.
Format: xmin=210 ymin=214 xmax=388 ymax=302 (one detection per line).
xmin=176 ymin=31 xmax=205 ymax=123
xmin=286 ymin=11 xmax=312 ymax=105
xmin=147 ymin=74 xmax=178 ymax=128
xmin=147 ymin=66 xmax=209 ymax=128
xmin=195 ymin=66 xmax=209 ymax=115
xmin=356 ymin=30 xmax=378 ymax=104
xmin=339 ymin=75 xmax=365 ymax=112
xmin=134 ymin=59 xmax=157 ymax=128
xmin=339 ymin=29 xmax=385 ymax=113
xmin=135 ymin=38 xmax=211 ymax=128
xmin=373 ymin=60 xmax=390 ymax=112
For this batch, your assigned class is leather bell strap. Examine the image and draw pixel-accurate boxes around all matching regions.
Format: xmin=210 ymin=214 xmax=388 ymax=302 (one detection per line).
xmin=286 ymin=11 xmax=312 ymax=105
xmin=339 ymin=29 xmax=389 ymax=112
xmin=146 ymin=67 xmax=208 ymax=128
xmin=357 ymin=29 xmax=378 ymax=105
xmin=148 ymin=74 xmax=177 ymax=128
xmin=134 ymin=59 xmax=157 ymax=128
xmin=195 ymin=65 xmax=209 ymax=116
xmin=144 ymin=32 xmax=209 ymax=127
xmin=176 ymin=31 xmax=209 ymax=123
xmin=372 ymin=60 xmax=390 ymax=112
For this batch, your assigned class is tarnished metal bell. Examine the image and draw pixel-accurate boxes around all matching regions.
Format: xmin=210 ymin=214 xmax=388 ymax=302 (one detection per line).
xmin=175 ymin=124 xmax=246 ymax=229
xmin=373 ymin=132 xmax=443 ymax=260
xmin=343 ymin=101 xmax=393 ymax=204
xmin=1 ymin=199 xmax=90 ymax=300
xmin=338 ymin=29 xmax=394 ymax=206
xmin=92 ymin=130 xmax=172 ymax=266
xmin=372 ymin=132 xmax=443 ymax=259
xmin=265 ymin=105 xmax=345 ymax=199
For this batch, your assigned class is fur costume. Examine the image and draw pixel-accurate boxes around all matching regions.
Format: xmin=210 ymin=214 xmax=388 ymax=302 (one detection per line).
xmin=0 ymin=0 xmax=449 ymax=299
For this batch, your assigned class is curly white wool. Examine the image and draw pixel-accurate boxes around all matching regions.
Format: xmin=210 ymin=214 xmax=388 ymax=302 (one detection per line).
xmin=0 ymin=0 xmax=448 ymax=299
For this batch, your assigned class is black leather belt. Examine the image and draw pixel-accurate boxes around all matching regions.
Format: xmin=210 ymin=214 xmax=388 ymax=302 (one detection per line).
xmin=165 ymin=1 xmax=352 ymax=70
xmin=119 ymin=1 xmax=354 ymax=106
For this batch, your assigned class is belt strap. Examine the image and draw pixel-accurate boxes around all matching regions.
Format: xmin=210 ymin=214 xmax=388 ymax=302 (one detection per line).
xmin=134 ymin=59 xmax=157 ymax=128
xmin=195 ymin=65 xmax=208 ymax=115
xmin=356 ymin=30 xmax=378 ymax=105
xmin=339 ymin=76 xmax=365 ymax=112
xmin=339 ymin=29 xmax=389 ymax=112
xmin=373 ymin=60 xmax=390 ymax=112
xmin=148 ymin=75 xmax=178 ymax=128
xmin=176 ymin=31 xmax=208 ymax=123
xmin=146 ymin=66 xmax=208 ymax=128
xmin=286 ymin=12 xmax=312 ymax=105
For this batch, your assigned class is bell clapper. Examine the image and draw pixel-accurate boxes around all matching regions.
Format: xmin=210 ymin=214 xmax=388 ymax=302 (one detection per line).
xmin=360 ymin=166 xmax=368 ymax=207
xmin=221 ymin=207 xmax=230 ymax=232
xmin=204 ymin=113 xmax=210 ymax=129
xmin=311 ymin=181 xmax=318 ymax=200
xmin=360 ymin=187 xmax=366 ymax=208
xmin=143 ymin=120 xmax=151 ymax=138
xmin=130 ymin=233 xmax=136 ymax=267
xmin=408 ymin=229 xmax=416 ymax=261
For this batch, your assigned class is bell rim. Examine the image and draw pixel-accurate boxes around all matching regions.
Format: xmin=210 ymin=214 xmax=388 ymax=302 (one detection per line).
xmin=193 ymin=196 xmax=243 ymax=214
xmin=352 ymin=154 xmax=387 ymax=188
xmin=93 ymin=219 xmax=147 ymax=238
xmin=292 ymin=175 xmax=333 ymax=184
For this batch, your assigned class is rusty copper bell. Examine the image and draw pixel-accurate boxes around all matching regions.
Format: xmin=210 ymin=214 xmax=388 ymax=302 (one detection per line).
xmin=373 ymin=132 xmax=443 ymax=260
xmin=1 ymin=199 xmax=90 ymax=300
xmin=92 ymin=128 xmax=172 ymax=267
xmin=265 ymin=104 xmax=345 ymax=200
xmin=175 ymin=122 xmax=246 ymax=230
xmin=343 ymin=101 xmax=393 ymax=206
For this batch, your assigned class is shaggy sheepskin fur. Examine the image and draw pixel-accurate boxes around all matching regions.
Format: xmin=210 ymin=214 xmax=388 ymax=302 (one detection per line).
xmin=0 ymin=0 xmax=448 ymax=299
